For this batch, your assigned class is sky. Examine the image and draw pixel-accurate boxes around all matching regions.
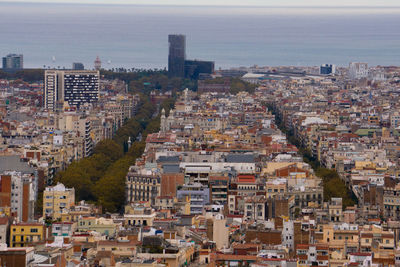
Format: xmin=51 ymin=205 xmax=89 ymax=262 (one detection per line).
xmin=1 ymin=0 xmax=399 ymax=6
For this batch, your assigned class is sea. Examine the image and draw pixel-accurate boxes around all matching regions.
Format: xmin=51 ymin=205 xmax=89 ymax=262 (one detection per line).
xmin=1 ymin=2 xmax=400 ymax=70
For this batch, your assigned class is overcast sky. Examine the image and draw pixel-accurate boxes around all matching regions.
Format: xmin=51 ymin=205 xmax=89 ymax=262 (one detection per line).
xmin=1 ymin=0 xmax=400 ymax=6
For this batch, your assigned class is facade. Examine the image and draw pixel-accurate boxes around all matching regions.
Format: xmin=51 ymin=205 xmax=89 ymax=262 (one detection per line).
xmin=177 ymin=183 xmax=210 ymax=214
xmin=155 ymin=196 xmax=175 ymax=210
xmin=328 ymin=198 xmax=343 ymax=222
xmin=244 ymin=196 xmax=267 ymax=221
xmin=320 ymin=64 xmax=336 ymax=75
xmin=10 ymin=223 xmax=45 ymax=247
xmin=209 ymin=176 xmax=229 ymax=205
xmin=44 ymin=70 xmax=59 ymax=111
xmin=265 ymin=179 xmax=287 ymax=198
xmin=44 ymin=70 xmax=100 ymax=111
xmin=184 ymin=60 xmax=214 ymax=79
xmin=296 ymin=244 xmax=329 ymax=266
xmin=63 ymin=70 xmax=100 ymax=108
xmin=0 ymin=173 xmax=34 ymax=223
xmin=124 ymin=205 xmax=156 ymax=227
xmin=383 ymin=185 xmax=400 ymax=220
xmin=288 ymin=187 xmax=323 ymax=214
xmin=0 ymin=155 xmax=38 ymax=223
xmin=168 ymin=34 xmax=186 ymax=77
xmin=212 ymin=216 xmax=229 ymax=250
xmin=0 ymin=247 xmax=35 ymax=267
xmin=2 ymin=54 xmax=23 ymax=71
xmin=51 ymin=222 xmax=75 ymax=237
xmin=77 ymin=217 xmax=117 ymax=236
xmin=319 ymin=223 xmax=359 ymax=254
xmin=160 ymin=173 xmax=185 ymax=197
xmin=349 ymin=62 xmax=368 ymax=79
xmin=126 ymin=168 xmax=161 ymax=205
xmin=43 ymin=183 xmax=75 ymax=220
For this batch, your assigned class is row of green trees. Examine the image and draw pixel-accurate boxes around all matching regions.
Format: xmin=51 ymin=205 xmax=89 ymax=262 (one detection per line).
xmin=101 ymin=70 xmax=196 ymax=95
xmin=55 ymin=96 xmax=175 ymax=213
xmin=102 ymin=70 xmax=256 ymax=95
xmin=0 ymin=69 xmax=45 ymax=82
xmin=202 ymin=77 xmax=257 ymax=94
xmin=0 ymin=68 xmax=255 ymax=96
xmin=267 ymin=103 xmax=358 ymax=208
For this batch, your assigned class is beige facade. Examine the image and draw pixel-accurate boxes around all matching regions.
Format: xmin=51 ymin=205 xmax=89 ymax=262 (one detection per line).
xmin=43 ymin=183 xmax=75 ymax=220
xmin=213 ymin=217 xmax=229 ymax=250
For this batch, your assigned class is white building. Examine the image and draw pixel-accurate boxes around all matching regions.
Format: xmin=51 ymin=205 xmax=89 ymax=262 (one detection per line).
xmin=282 ymin=220 xmax=294 ymax=250
xmin=348 ymin=62 xmax=368 ymax=79
xmin=52 ymin=222 xmax=76 ymax=237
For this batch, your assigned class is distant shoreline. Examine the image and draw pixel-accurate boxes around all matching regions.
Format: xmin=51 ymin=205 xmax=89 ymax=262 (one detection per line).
xmin=1 ymin=2 xmax=399 ymax=69
xmin=1 ymin=2 xmax=400 ymax=9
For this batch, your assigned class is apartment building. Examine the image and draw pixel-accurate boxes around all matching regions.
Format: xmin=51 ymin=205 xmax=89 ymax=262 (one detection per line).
xmin=43 ymin=183 xmax=75 ymax=220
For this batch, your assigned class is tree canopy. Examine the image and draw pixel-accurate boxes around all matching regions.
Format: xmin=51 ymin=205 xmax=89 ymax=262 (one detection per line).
xmin=55 ymin=96 xmax=168 ymax=213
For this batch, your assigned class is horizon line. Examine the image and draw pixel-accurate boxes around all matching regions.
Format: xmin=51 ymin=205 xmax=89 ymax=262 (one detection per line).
xmin=1 ymin=1 xmax=400 ymax=8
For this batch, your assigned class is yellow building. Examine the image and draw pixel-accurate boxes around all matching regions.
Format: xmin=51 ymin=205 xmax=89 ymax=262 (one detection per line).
xmin=77 ymin=217 xmax=118 ymax=236
xmin=10 ymin=223 xmax=45 ymax=247
xmin=124 ymin=204 xmax=156 ymax=227
xmin=319 ymin=223 xmax=359 ymax=253
xmin=43 ymin=183 xmax=75 ymax=220
xmin=360 ymin=225 xmax=394 ymax=253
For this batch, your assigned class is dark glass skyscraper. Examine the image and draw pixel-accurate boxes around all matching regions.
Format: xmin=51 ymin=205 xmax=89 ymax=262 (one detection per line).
xmin=2 ymin=54 xmax=23 ymax=71
xmin=168 ymin=34 xmax=186 ymax=77
xmin=72 ymin=62 xmax=84 ymax=70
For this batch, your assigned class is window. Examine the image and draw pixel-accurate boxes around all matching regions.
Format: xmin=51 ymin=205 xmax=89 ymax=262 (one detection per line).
xmin=30 ymin=228 xmax=38 ymax=233
xmin=366 ymin=239 xmax=369 ymax=243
